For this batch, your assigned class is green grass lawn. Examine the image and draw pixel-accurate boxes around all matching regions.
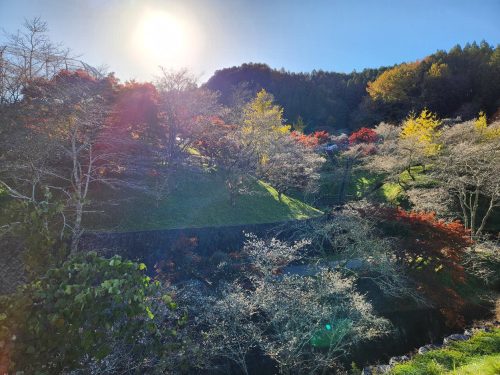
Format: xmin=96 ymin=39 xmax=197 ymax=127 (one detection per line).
xmin=316 ymin=164 xmax=435 ymax=207
xmin=314 ymin=168 xmax=383 ymax=208
xmin=87 ymin=168 xmax=323 ymax=232
xmin=389 ymin=328 xmax=500 ymax=375
xmin=379 ymin=165 xmax=437 ymax=205
xmin=315 ymin=163 xmax=436 ymax=209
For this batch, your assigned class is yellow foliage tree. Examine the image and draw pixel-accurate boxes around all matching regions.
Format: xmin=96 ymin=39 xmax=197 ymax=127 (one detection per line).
xmin=242 ymin=89 xmax=290 ymax=135
xmin=427 ymin=62 xmax=450 ymax=78
xmin=400 ymin=109 xmax=442 ymax=156
xmin=241 ymin=89 xmax=291 ymax=165
xmin=474 ymin=111 xmax=488 ymax=132
xmin=367 ymin=62 xmax=421 ymax=102
xmin=474 ymin=111 xmax=500 ymax=139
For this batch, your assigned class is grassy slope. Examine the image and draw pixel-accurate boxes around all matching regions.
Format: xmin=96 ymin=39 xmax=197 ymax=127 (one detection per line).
xmin=389 ymin=328 xmax=500 ymax=375
xmin=314 ymin=168 xmax=381 ymax=208
xmin=379 ymin=165 xmax=437 ymax=204
xmin=316 ymin=164 xmax=435 ymax=208
xmin=89 ymin=169 xmax=323 ymax=232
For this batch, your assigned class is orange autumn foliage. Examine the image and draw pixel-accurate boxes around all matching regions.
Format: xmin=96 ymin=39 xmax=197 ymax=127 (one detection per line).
xmin=291 ymin=130 xmax=329 ymax=148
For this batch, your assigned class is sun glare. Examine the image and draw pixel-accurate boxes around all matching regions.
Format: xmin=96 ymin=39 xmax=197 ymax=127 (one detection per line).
xmin=133 ymin=10 xmax=191 ymax=67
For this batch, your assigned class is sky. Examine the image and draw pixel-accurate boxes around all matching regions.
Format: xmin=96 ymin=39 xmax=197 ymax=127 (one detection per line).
xmin=0 ymin=0 xmax=499 ymax=82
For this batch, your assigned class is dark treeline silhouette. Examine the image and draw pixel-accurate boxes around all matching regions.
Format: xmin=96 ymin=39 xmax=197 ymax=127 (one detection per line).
xmin=205 ymin=41 xmax=500 ymax=132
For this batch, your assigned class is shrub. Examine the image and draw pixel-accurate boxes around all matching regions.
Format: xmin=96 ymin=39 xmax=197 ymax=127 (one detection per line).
xmin=348 ymin=127 xmax=378 ymax=145
xmin=291 ymin=130 xmax=330 ymax=148
xmin=0 ymin=252 xmax=177 ymax=374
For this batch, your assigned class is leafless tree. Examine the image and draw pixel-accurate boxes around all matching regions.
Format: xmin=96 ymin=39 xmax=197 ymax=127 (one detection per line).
xmin=259 ymin=136 xmax=325 ymax=201
xmin=0 ymin=73 xmax=118 ymax=255
xmin=179 ymin=234 xmax=389 ymax=375
xmin=365 ymin=122 xmax=429 ymax=192
xmin=281 ymin=204 xmax=426 ymax=303
xmin=431 ymin=121 xmax=500 ymax=236
xmin=462 ymin=240 xmax=500 ymax=286
xmin=253 ymin=269 xmax=387 ymax=375
xmin=0 ymin=17 xmax=74 ymax=105
xmin=155 ymin=68 xmax=221 ymax=164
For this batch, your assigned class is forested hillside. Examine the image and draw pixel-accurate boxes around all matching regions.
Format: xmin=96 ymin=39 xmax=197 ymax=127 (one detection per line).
xmin=205 ymin=42 xmax=500 ymax=132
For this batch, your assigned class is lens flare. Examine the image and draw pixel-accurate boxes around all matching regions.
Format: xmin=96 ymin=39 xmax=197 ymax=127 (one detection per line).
xmin=133 ymin=10 xmax=191 ymax=67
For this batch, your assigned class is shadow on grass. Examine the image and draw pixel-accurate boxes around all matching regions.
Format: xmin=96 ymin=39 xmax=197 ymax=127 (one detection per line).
xmin=87 ymin=169 xmax=323 ymax=232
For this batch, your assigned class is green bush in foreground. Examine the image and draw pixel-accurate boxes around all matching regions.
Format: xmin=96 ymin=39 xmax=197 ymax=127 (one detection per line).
xmin=0 ymin=252 xmax=176 ymax=374
xmin=390 ymin=328 xmax=500 ymax=375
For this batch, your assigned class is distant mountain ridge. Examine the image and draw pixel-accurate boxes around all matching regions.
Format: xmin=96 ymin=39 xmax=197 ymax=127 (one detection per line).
xmin=204 ymin=42 xmax=500 ymax=132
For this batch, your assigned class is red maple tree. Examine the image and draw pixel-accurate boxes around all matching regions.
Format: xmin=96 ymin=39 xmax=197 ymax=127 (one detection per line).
xmin=348 ymin=127 xmax=378 ymax=145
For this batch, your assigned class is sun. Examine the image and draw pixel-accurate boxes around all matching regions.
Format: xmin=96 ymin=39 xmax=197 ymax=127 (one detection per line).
xmin=133 ymin=10 xmax=189 ymax=66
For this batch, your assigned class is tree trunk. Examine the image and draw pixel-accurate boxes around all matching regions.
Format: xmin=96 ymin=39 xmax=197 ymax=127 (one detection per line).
xmin=70 ymin=201 xmax=83 ymax=256
xmin=407 ymin=165 xmax=415 ymax=181
xmin=338 ymin=158 xmax=352 ymax=205
xmin=227 ymin=182 xmax=236 ymax=207
xmin=476 ymin=195 xmax=497 ymax=235
xmin=470 ymin=187 xmax=480 ymax=236
xmin=457 ymin=189 xmax=469 ymax=230
xmin=397 ymin=176 xmax=408 ymax=192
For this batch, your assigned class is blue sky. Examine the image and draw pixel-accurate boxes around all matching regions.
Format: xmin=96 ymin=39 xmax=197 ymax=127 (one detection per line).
xmin=0 ymin=0 xmax=499 ymax=82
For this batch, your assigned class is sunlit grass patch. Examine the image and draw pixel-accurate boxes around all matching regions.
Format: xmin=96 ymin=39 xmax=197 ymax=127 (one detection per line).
xmin=88 ymin=168 xmax=323 ymax=231
xmin=390 ymin=328 xmax=500 ymax=375
xmin=400 ymin=165 xmax=437 ymax=187
xmin=451 ymin=354 xmax=500 ymax=375
xmin=381 ymin=182 xmax=403 ymax=203
xmin=258 ymin=180 xmax=323 ymax=219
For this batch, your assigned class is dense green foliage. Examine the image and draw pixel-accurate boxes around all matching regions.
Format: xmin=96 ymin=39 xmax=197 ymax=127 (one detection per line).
xmin=0 ymin=194 xmax=68 ymax=278
xmin=0 ymin=252 xmax=173 ymax=373
xmin=205 ymin=62 xmax=385 ymax=131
